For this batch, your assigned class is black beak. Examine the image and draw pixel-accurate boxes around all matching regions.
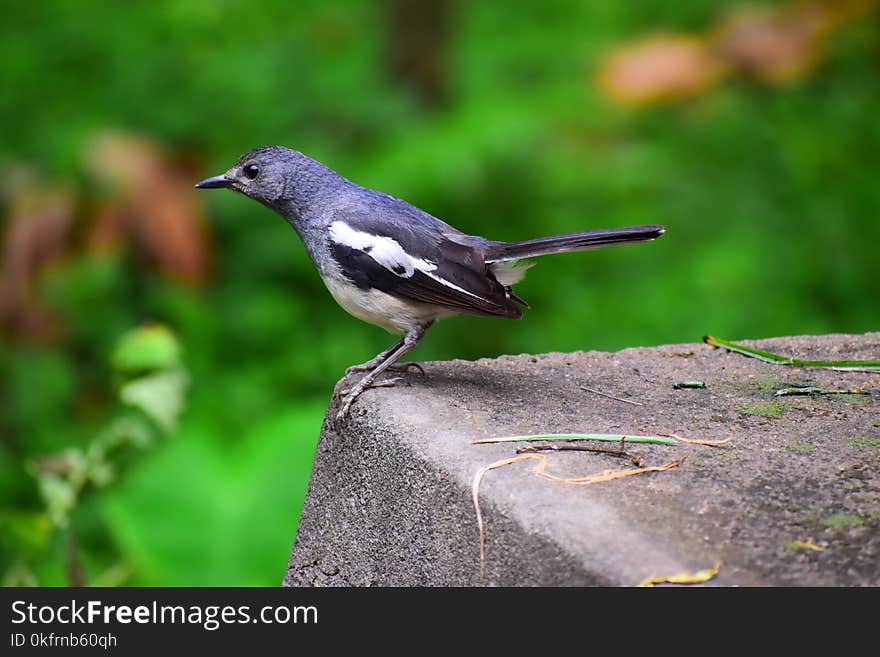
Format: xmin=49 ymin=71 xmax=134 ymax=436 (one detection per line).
xmin=194 ymin=174 xmax=229 ymax=189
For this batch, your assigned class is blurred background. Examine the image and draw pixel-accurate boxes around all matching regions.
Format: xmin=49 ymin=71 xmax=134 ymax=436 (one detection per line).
xmin=1 ymin=0 xmax=878 ymax=585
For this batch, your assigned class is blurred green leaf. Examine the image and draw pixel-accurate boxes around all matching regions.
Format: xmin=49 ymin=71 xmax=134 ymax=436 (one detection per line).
xmin=37 ymin=475 xmax=77 ymax=528
xmin=99 ymin=402 xmax=322 ymax=585
xmin=91 ymin=561 xmax=134 ymax=587
xmin=2 ymin=561 xmax=39 ymax=587
xmin=111 ymin=324 xmax=184 ymax=373
xmin=106 ymin=416 xmax=156 ymax=450
xmin=119 ymin=370 xmax=189 ymax=433
xmin=0 ymin=511 xmax=52 ymax=556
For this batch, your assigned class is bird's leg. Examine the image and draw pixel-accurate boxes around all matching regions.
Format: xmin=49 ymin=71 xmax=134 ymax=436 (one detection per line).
xmin=345 ymin=337 xmax=403 ymax=374
xmin=335 ymin=322 xmax=432 ymax=422
xmin=345 ymin=337 xmax=425 ymax=375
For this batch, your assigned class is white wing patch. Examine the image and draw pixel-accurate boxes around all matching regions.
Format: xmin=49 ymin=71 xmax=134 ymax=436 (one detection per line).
xmin=329 ymin=220 xmax=491 ymax=302
xmin=329 ymin=221 xmax=435 ymax=277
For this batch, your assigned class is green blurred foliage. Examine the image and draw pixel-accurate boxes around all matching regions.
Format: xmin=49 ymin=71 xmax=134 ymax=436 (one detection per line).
xmin=1 ymin=1 xmax=878 ymax=584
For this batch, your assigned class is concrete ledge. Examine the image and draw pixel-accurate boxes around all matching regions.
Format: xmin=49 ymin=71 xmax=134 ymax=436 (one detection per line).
xmin=284 ymin=333 xmax=879 ymax=586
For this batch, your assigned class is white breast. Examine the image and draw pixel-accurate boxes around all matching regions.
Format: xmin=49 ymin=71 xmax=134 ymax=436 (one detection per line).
xmin=321 ymin=267 xmax=453 ymax=333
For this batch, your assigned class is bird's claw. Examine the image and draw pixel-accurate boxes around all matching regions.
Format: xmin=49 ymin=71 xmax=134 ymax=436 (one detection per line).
xmin=335 ymin=377 xmax=402 ymax=398
xmin=335 ymin=396 xmax=355 ymax=423
xmin=334 ymin=377 xmax=404 ymax=423
xmin=345 ymin=361 xmax=424 ymax=376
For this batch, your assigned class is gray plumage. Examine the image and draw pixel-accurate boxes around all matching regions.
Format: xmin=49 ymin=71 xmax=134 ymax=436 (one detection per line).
xmin=196 ymin=145 xmax=664 ymax=420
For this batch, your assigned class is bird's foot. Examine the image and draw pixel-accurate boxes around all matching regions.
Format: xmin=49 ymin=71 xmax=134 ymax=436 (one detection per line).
xmin=334 ymin=377 xmax=403 ymax=422
xmin=334 ymin=324 xmax=432 ymax=424
xmin=334 ymin=377 xmax=402 ymax=399
xmin=345 ymin=361 xmax=424 ymax=376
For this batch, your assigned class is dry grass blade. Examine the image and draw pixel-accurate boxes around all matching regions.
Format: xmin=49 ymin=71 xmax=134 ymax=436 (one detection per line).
xmin=658 ymin=432 xmax=732 ymax=447
xmin=704 ymin=335 xmax=880 ymax=372
xmin=790 ymin=538 xmax=825 ymax=552
xmin=472 ymin=454 xmax=543 ymax=581
xmin=472 ymin=453 xmax=687 ymax=581
xmin=535 ymin=455 xmax=686 ymax=485
xmin=638 ymin=561 xmax=722 ymax=587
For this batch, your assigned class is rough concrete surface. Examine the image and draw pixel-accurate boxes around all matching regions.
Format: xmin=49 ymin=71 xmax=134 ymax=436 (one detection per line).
xmin=284 ymin=333 xmax=879 ymax=586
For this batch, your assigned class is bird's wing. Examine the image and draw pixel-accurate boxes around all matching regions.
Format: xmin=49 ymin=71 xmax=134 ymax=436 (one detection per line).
xmin=325 ymin=211 xmax=522 ymax=319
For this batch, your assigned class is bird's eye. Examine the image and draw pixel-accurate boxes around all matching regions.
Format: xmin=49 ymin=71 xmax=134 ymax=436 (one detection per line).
xmin=243 ymin=164 xmax=260 ymax=180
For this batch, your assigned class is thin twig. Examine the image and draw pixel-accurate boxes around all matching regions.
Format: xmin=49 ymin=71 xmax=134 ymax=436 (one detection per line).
xmin=580 ymin=385 xmax=642 ymax=406
xmin=473 ymin=433 xmax=678 ymax=446
xmin=517 ymin=443 xmax=645 ymax=467
xmin=65 ymin=529 xmax=86 ymax=587
xmin=774 ymin=386 xmax=873 ymax=397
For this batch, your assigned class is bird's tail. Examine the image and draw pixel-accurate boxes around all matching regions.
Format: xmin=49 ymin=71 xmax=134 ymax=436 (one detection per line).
xmin=485 ymin=224 xmax=665 ymax=263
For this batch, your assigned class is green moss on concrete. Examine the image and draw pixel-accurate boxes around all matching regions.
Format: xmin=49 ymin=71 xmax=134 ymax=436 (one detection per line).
xmin=738 ymin=402 xmax=795 ymax=419
xmin=838 ymin=394 xmax=872 ymax=407
xmin=822 ymin=513 xmax=864 ymax=531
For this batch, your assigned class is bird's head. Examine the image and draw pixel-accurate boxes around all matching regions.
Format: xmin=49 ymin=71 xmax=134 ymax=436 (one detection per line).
xmin=195 ymin=146 xmax=343 ymax=219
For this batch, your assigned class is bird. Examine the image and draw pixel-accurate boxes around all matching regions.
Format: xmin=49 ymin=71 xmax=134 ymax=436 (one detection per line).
xmin=196 ymin=146 xmax=664 ymax=421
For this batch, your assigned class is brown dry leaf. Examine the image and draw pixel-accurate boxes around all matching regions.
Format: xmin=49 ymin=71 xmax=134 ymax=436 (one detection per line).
xmin=711 ymin=5 xmax=825 ymax=84
xmin=472 ymin=453 xmax=686 ymax=581
xmin=597 ymin=34 xmax=727 ymax=106
xmin=597 ymin=1 xmax=878 ymax=105
xmin=84 ymin=132 xmax=213 ymax=284
xmin=86 ymin=202 xmax=128 ymax=253
xmin=712 ymin=0 xmax=879 ymax=85
xmin=638 ymin=561 xmax=722 ymax=587
xmin=0 ymin=168 xmax=75 ymax=338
